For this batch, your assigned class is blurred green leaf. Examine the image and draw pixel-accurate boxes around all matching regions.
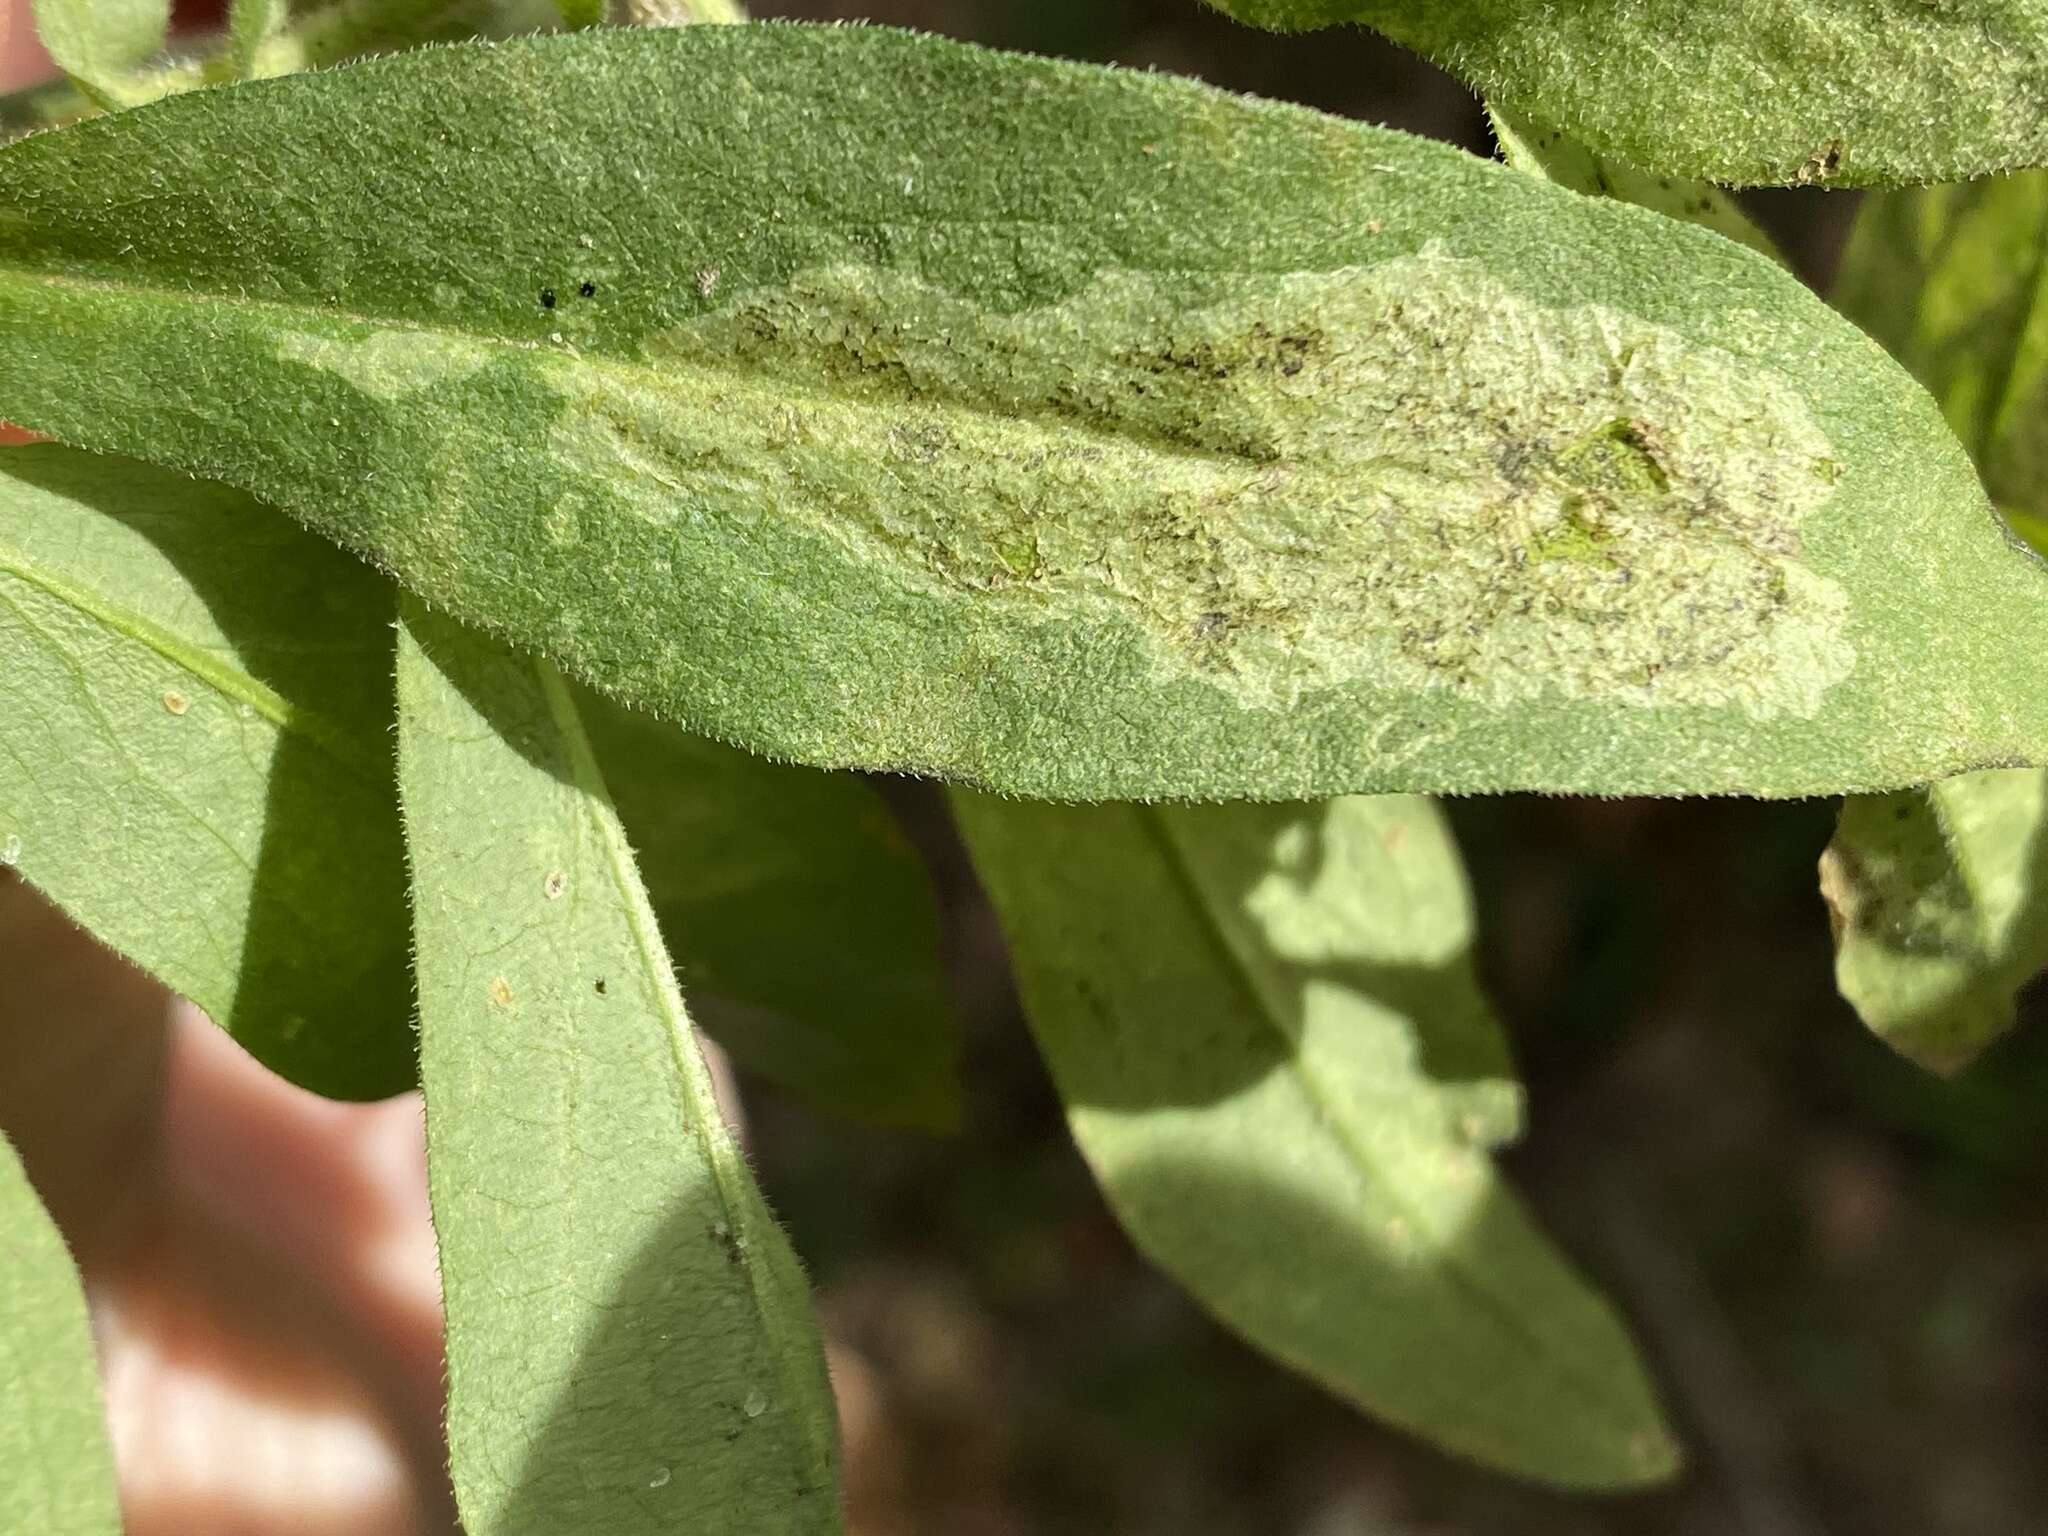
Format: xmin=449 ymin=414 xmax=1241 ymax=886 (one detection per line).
xmin=954 ymin=790 xmax=1678 ymax=1488
xmin=1 ymin=28 xmax=2042 ymax=800
xmin=1204 ymin=0 xmax=2048 ymax=186
xmin=1838 ymin=173 xmax=2048 ymax=533
xmin=397 ymin=603 xmax=840 ymax=1535
xmin=30 ymin=0 xmax=166 ymax=107
xmin=0 ymin=446 xmax=412 ymax=1100
xmin=587 ymin=695 xmax=959 ymax=1130
xmin=0 ymin=1130 xmax=121 ymax=1535
xmin=1823 ymin=171 xmax=2048 ymax=1072
xmin=227 ymin=0 xmax=289 ymax=78
xmin=1822 ymin=775 xmax=2048 ymax=1074
xmin=1488 ymin=106 xmax=1786 ymax=268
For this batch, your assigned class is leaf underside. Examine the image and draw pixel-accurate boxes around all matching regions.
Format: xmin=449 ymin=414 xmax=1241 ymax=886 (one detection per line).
xmin=397 ymin=603 xmax=841 ymax=1536
xmin=0 ymin=445 xmax=413 ymax=1099
xmin=1204 ymin=0 xmax=2048 ymax=187
xmin=1822 ymin=774 xmax=2048 ymax=1073
xmin=1 ymin=27 xmax=2042 ymax=801
xmin=955 ymin=790 xmax=1678 ymax=1489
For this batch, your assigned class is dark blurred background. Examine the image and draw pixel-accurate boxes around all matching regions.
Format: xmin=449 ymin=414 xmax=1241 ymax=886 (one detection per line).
xmin=717 ymin=5 xmax=2048 ymax=1535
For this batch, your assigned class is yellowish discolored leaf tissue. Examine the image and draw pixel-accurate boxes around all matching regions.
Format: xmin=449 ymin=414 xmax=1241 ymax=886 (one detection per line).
xmin=0 ymin=4 xmax=2043 ymax=1526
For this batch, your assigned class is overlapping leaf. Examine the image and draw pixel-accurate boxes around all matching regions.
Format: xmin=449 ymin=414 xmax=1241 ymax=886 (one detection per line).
xmin=1819 ymin=174 xmax=2048 ymax=1072
xmin=0 ymin=445 xmax=412 ymax=1099
xmin=397 ymin=604 xmax=840 ymax=1535
xmin=1488 ymin=107 xmax=1785 ymax=268
xmin=588 ymin=694 xmax=958 ymax=1130
xmin=954 ymin=790 xmax=1677 ymax=1488
xmin=0 ymin=1130 xmax=121 ymax=1535
xmin=1205 ymin=0 xmax=2048 ymax=187
xmin=2 ymin=28 xmax=2043 ymax=800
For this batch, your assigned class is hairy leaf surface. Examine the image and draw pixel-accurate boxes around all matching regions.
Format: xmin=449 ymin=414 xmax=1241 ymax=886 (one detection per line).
xmin=0 ymin=1130 xmax=121 ymax=1536
xmin=1205 ymin=0 xmax=2048 ymax=187
xmin=397 ymin=604 xmax=840 ymax=1535
xmin=0 ymin=445 xmax=411 ymax=1099
xmin=1822 ymin=175 xmax=2048 ymax=1072
xmin=1 ymin=27 xmax=2043 ymax=800
xmin=1822 ymin=775 xmax=2048 ymax=1073
xmin=954 ymin=790 xmax=1677 ymax=1488
xmin=589 ymin=696 xmax=958 ymax=1131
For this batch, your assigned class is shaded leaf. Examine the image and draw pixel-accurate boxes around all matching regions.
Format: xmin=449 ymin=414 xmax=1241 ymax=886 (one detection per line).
xmin=1 ymin=30 xmax=2043 ymax=801
xmin=1488 ymin=106 xmax=1786 ymax=268
xmin=1837 ymin=172 xmax=2048 ymax=534
xmin=30 ymin=0 xmax=166 ymax=107
xmin=0 ymin=1130 xmax=121 ymax=1536
xmin=1821 ymin=174 xmax=2048 ymax=1072
xmin=587 ymin=693 xmax=959 ymax=1131
xmin=1822 ymin=775 xmax=2048 ymax=1073
xmin=953 ymin=790 xmax=1678 ymax=1489
xmin=554 ymin=0 xmax=604 ymax=27
xmin=0 ymin=445 xmax=412 ymax=1100
xmin=396 ymin=602 xmax=840 ymax=1535
xmin=1204 ymin=0 xmax=2048 ymax=187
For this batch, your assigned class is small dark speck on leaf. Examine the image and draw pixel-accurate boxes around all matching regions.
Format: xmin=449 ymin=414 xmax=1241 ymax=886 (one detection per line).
xmin=594 ymin=978 xmax=608 ymax=995
xmin=540 ymin=288 xmax=557 ymax=309
xmin=579 ymin=281 xmax=597 ymax=298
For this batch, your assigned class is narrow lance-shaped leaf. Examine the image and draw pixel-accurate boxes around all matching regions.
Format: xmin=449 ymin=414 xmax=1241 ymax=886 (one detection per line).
xmin=0 ymin=1129 xmax=122 ymax=1536
xmin=1817 ymin=175 xmax=2048 ymax=1072
xmin=1487 ymin=106 xmax=1786 ymax=269
xmin=30 ymin=0 xmax=167 ymax=108
xmin=0 ymin=445 xmax=412 ymax=1100
xmin=396 ymin=602 xmax=840 ymax=1535
xmin=0 ymin=33 xmax=2039 ymax=806
xmin=953 ymin=790 xmax=1678 ymax=1489
xmin=1203 ymin=0 xmax=2048 ymax=188
xmin=588 ymin=694 xmax=959 ymax=1132
xmin=3 ymin=32 xmax=2046 ymax=802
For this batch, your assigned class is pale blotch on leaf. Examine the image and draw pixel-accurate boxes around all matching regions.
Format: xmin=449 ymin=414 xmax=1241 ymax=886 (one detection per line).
xmin=543 ymin=869 xmax=568 ymax=900
xmin=541 ymin=253 xmax=1851 ymax=717
xmin=161 ymin=689 xmax=189 ymax=716
xmin=488 ymin=976 xmax=514 ymax=1009
xmin=278 ymin=328 xmax=495 ymax=402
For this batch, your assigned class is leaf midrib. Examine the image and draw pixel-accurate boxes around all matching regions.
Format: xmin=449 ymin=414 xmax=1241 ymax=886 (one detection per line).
xmin=1138 ymin=806 xmax=1652 ymax=1442
xmin=0 ymin=536 xmax=386 ymax=785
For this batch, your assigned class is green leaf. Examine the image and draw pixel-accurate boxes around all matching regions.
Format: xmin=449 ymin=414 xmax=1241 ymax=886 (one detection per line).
xmin=1821 ymin=173 xmax=2048 ymax=1073
xmin=953 ymin=790 xmax=1678 ymax=1489
xmin=0 ymin=1130 xmax=121 ymax=1536
xmin=587 ymin=695 xmax=958 ymax=1131
xmin=1487 ymin=106 xmax=1786 ymax=269
xmin=1203 ymin=0 xmax=2048 ymax=187
xmin=30 ymin=0 xmax=167 ymax=108
xmin=0 ymin=445 xmax=412 ymax=1100
xmin=2 ymin=28 xmax=2043 ymax=802
xmin=396 ymin=602 xmax=840 ymax=1535
xmin=554 ymin=0 xmax=603 ymax=27
xmin=227 ymin=0 xmax=289 ymax=79
xmin=1821 ymin=774 xmax=2048 ymax=1074
xmin=1837 ymin=173 xmax=2048 ymax=533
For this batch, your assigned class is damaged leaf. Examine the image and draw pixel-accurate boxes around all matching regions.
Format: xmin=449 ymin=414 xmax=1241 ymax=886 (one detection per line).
xmin=2 ymin=27 xmax=2044 ymax=800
